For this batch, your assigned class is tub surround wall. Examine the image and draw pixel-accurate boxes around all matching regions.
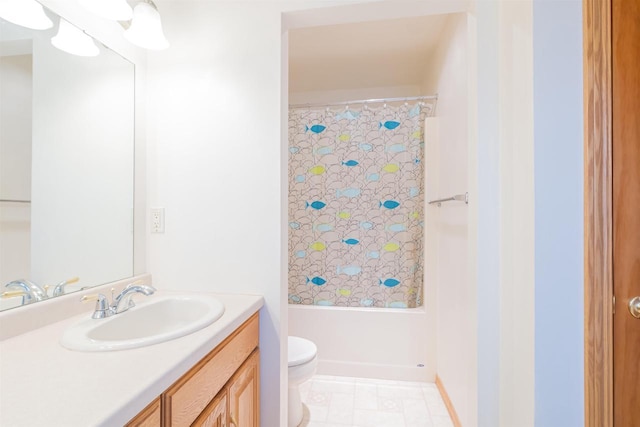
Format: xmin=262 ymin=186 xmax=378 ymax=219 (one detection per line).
xmin=421 ymin=13 xmax=476 ymax=427
xmin=289 ymin=304 xmax=431 ymax=381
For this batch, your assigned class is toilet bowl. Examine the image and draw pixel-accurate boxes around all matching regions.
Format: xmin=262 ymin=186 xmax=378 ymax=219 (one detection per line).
xmin=288 ymin=336 xmax=317 ymax=427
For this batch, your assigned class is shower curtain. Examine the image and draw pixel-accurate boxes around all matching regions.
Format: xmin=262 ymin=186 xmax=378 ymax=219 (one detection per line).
xmin=288 ymin=102 xmax=428 ymax=308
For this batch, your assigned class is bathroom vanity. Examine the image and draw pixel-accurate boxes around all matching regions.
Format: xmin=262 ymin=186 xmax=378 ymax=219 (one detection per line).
xmin=0 ymin=285 xmax=263 ymax=427
xmin=128 ymin=313 xmax=259 ymax=427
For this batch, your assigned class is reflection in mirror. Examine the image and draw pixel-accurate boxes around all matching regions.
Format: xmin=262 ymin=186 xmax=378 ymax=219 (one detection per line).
xmin=0 ymin=6 xmax=135 ymax=311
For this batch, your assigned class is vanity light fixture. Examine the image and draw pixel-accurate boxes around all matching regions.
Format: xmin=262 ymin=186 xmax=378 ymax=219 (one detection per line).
xmin=0 ymin=0 xmax=53 ymax=30
xmin=77 ymin=0 xmax=133 ymax=21
xmin=123 ymin=0 xmax=169 ymax=50
xmin=51 ymin=18 xmax=100 ymax=57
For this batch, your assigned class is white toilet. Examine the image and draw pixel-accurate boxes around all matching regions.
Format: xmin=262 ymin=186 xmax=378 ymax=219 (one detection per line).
xmin=288 ymin=336 xmax=318 ymax=427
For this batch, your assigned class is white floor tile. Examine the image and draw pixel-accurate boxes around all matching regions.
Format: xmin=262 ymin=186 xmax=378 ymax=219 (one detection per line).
xmin=403 ymin=398 xmax=432 ymax=427
xmin=354 ymin=383 xmax=378 ymax=410
xmin=313 ymin=378 xmax=356 ymax=394
xmin=300 ymin=375 xmax=453 ymax=427
xmin=307 ymin=389 xmax=332 ymax=407
xmin=353 ymin=409 xmax=406 ymax=427
xmin=424 ymin=398 xmax=450 ymax=417
xmin=378 ymin=396 xmax=403 ymax=413
xmin=300 ymin=380 xmax=313 ymax=400
xmin=306 ymin=403 xmax=329 ymax=422
xmin=378 ymin=384 xmax=425 ymax=399
xmin=326 ymin=392 xmax=355 ymax=425
xmin=431 ymin=415 xmax=455 ymax=427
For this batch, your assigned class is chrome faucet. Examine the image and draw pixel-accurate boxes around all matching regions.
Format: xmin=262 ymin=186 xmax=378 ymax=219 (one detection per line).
xmin=3 ymin=279 xmax=48 ymax=305
xmin=81 ymin=294 xmax=113 ymax=319
xmin=112 ymin=283 xmax=156 ymax=314
xmin=81 ymin=281 xmax=156 ymax=319
xmin=52 ymin=276 xmax=80 ymax=297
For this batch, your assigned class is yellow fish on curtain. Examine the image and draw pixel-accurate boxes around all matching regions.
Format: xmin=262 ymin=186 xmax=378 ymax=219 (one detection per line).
xmin=287 ymin=102 xmax=428 ymax=308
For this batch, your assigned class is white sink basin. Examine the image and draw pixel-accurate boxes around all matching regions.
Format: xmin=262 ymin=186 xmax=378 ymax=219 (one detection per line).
xmin=60 ymin=295 xmax=225 ymax=352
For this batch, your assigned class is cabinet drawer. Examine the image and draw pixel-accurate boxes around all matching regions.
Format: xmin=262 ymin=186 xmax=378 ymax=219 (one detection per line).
xmin=164 ymin=314 xmax=259 ymax=427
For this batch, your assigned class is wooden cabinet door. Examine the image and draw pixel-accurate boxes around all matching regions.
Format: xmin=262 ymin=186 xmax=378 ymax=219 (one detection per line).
xmin=228 ymin=349 xmax=260 ymax=427
xmin=126 ymin=398 xmax=161 ymax=427
xmin=193 ymin=392 xmax=228 ymax=427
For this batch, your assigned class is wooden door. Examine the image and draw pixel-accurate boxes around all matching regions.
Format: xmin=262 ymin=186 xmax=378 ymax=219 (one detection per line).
xmin=193 ymin=392 xmax=228 ymax=427
xmin=228 ymin=349 xmax=260 ymax=427
xmin=612 ymin=0 xmax=640 ymax=425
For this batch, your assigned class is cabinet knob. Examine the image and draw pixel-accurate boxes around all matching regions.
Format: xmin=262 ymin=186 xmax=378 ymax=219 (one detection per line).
xmin=230 ymin=414 xmax=238 ymax=426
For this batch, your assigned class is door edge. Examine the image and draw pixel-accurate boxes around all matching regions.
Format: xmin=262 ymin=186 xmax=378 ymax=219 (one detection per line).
xmin=583 ymin=0 xmax=614 ymax=425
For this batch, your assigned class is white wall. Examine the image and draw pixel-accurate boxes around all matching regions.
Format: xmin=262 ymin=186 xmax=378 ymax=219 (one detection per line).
xmin=532 ymin=0 xmax=584 ymax=425
xmin=146 ymin=4 xmax=292 ymax=425
xmin=0 ymin=54 xmax=32 ymax=294
xmin=497 ymin=2 xmax=534 ymax=426
xmin=474 ymin=1 xmax=536 ymax=426
xmin=474 ymin=0 xmax=585 ymax=426
xmin=422 ymin=13 xmax=476 ymax=427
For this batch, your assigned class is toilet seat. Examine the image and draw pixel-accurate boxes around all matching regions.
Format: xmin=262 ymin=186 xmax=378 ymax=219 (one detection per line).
xmin=288 ymin=336 xmax=317 ymax=367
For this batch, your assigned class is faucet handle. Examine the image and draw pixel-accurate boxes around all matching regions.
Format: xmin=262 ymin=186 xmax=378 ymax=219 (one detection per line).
xmin=52 ymin=276 xmax=79 ymax=297
xmin=81 ymin=294 xmax=113 ymax=319
xmin=1 ymin=290 xmax=26 ymax=298
xmin=1 ymin=290 xmax=30 ymax=306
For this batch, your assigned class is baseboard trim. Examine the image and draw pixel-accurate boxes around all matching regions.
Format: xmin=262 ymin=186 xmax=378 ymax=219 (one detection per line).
xmin=435 ymin=375 xmax=462 ymax=427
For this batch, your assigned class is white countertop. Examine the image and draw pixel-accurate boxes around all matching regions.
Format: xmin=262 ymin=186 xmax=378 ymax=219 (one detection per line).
xmin=0 ymin=291 xmax=264 ymax=427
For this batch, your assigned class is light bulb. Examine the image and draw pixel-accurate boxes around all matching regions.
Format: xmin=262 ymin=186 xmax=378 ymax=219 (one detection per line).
xmin=123 ymin=2 xmax=169 ymax=50
xmin=51 ymin=18 xmax=99 ymax=57
xmin=0 ymin=0 xmax=53 ymax=30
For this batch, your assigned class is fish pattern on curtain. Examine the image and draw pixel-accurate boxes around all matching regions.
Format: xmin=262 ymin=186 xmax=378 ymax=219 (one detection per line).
xmin=288 ymin=102 xmax=427 ymax=308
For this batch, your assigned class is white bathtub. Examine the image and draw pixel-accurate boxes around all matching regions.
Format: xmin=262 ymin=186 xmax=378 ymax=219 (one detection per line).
xmin=288 ymin=304 xmax=435 ymax=382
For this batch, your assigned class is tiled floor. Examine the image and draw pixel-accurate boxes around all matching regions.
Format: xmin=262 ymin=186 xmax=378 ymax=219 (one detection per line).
xmin=298 ymin=375 xmax=455 ymax=427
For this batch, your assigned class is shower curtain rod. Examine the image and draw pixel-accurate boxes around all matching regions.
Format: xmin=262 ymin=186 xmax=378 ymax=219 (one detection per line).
xmin=289 ymin=95 xmax=437 ymax=109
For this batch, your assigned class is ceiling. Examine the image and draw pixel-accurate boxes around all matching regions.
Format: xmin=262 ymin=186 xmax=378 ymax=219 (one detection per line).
xmin=288 ymin=14 xmax=448 ymax=94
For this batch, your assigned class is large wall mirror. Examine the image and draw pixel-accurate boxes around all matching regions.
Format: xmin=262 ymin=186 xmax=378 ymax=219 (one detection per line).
xmin=0 ymin=5 xmax=135 ymax=311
